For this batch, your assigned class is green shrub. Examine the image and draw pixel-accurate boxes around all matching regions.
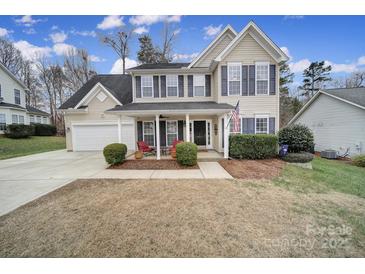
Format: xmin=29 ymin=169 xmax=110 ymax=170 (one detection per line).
xmin=33 ymin=123 xmax=57 ymax=136
xmin=176 ymin=142 xmax=198 ymax=166
xmin=229 ymin=134 xmax=278 ymax=160
xmin=5 ymin=124 xmax=34 ymax=139
xmin=103 ymin=143 xmax=127 ymax=165
xmin=278 ymin=124 xmax=314 ymax=153
xmin=281 ymin=152 xmax=314 ymax=163
xmin=352 ymin=155 xmax=365 ymax=167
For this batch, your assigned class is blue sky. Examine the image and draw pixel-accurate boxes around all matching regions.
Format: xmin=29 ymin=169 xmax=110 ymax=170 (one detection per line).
xmin=1 ymin=15 xmax=365 ymax=87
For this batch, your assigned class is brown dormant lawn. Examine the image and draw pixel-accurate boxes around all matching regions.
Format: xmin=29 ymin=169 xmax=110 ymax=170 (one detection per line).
xmin=0 ymin=178 xmax=364 ymax=257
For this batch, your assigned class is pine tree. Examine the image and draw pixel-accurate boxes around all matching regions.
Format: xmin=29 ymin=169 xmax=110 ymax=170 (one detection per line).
xmin=137 ymin=35 xmax=159 ymax=64
xmin=279 ymin=61 xmax=294 ymax=97
xmin=299 ymin=61 xmax=332 ymax=98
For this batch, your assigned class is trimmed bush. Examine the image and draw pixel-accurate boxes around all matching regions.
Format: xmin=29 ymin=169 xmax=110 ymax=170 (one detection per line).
xmin=33 ymin=123 xmax=57 ymax=136
xmin=229 ymin=134 xmax=278 ymax=160
xmin=103 ymin=143 xmax=128 ymax=165
xmin=278 ymin=124 xmax=314 ymax=153
xmin=281 ymin=152 xmax=314 ymax=163
xmin=5 ymin=124 xmax=34 ymax=139
xmin=176 ymin=142 xmax=198 ymax=166
xmin=352 ymin=155 xmax=365 ymax=167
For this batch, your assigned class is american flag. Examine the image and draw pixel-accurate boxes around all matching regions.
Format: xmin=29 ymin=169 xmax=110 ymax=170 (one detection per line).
xmin=228 ymin=100 xmax=240 ymax=133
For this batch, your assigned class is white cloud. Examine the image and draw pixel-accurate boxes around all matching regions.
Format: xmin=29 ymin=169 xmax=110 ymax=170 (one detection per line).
xmin=14 ymin=40 xmax=52 ymax=60
xmin=283 ymin=16 xmax=304 ymax=20
xmin=0 ymin=27 xmax=12 ymax=37
xmin=53 ymin=43 xmax=76 ymax=56
xmin=51 ymin=25 xmax=59 ymax=30
xmin=15 ymin=15 xmax=45 ymax=27
xmin=23 ymin=28 xmax=36 ymax=35
xmin=97 ymin=15 xmax=124 ymax=30
xmin=89 ymin=55 xmax=106 ymax=62
xmin=324 ymin=60 xmax=358 ymax=73
xmin=133 ymin=26 xmax=148 ymax=35
xmin=172 ymin=52 xmax=199 ymax=61
xmin=129 ymin=15 xmax=181 ymax=26
xmin=203 ymin=24 xmax=223 ymax=39
xmin=71 ymin=30 xmax=97 ymax=37
xmin=357 ymin=56 xmax=365 ymax=65
xmin=49 ymin=31 xmax=68 ymax=43
xmin=280 ymin=46 xmax=292 ymax=60
xmin=289 ymin=59 xmax=311 ymax=73
xmin=110 ymin=58 xmax=138 ymax=74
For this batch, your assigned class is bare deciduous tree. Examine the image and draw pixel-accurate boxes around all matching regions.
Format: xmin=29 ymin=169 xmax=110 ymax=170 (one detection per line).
xmin=0 ymin=38 xmax=23 ymax=75
xmin=157 ymin=22 xmax=178 ymax=63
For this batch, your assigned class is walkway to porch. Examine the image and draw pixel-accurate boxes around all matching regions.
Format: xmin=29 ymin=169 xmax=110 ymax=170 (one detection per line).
xmin=127 ymin=149 xmax=223 ymax=161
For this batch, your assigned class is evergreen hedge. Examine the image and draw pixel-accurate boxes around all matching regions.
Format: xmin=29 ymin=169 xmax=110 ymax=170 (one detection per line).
xmin=229 ymin=134 xmax=278 ymax=159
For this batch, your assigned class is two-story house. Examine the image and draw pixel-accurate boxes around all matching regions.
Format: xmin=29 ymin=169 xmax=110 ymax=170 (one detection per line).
xmin=0 ymin=62 xmax=51 ymax=134
xmin=59 ymin=21 xmax=288 ymax=158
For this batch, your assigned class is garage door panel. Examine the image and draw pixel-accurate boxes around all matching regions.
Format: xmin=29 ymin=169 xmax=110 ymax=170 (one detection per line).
xmin=73 ymin=124 xmax=118 ymax=151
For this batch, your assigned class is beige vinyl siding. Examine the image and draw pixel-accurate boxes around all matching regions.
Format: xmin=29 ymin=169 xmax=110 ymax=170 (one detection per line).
xmin=294 ymin=94 xmax=365 ymax=156
xmin=194 ymin=34 xmax=234 ymax=67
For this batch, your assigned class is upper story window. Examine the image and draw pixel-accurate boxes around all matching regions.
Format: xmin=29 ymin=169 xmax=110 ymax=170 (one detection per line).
xmin=255 ymin=115 xmax=269 ymax=134
xmin=193 ymin=75 xmax=205 ymax=97
xmin=166 ymin=75 xmax=178 ymax=97
xmin=14 ymin=89 xmax=21 ymax=105
xmin=256 ymin=62 xmax=269 ymax=95
xmin=141 ymin=76 xmax=153 ymax=98
xmin=228 ymin=63 xmax=241 ymax=96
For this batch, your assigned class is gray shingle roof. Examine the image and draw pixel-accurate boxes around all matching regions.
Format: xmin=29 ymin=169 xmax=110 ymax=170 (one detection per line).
xmin=26 ymin=105 xmax=50 ymax=116
xmin=323 ymin=87 xmax=365 ymax=108
xmin=107 ymin=101 xmax=234 ymax=112
xmin=59 ymin=74 xmax=132 ymax=109
xmin=128 ymin=63 xmax=190 ymax=70
xmin=0 ymin=102 xmax=26 ymax=110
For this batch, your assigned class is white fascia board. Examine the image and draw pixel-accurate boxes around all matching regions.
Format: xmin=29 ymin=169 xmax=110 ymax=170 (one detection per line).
xmin=188 ymin=25 xmax=237 ymax=69
xmin=105 ymin=108 xmax=233 ymax=116
xmin=127 ymin=67 xmax=210 ymax=74
xmin=74 ymin=82 xmax=122 ymax=109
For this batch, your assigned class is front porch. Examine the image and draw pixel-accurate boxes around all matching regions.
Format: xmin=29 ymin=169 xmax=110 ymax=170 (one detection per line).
xmin=126 ymin=149 xmax=224 ymax=161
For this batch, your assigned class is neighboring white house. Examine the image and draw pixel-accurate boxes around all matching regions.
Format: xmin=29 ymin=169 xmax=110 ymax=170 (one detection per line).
xmin=0 ymin=62 xmax=51 ymax=134
xmin=288 ymin=88 xmax=365 ymax=156
xmin=60 ymin=21 xmax=289 ymax=158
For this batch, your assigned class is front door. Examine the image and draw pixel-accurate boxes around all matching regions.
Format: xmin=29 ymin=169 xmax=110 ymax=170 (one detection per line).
xmin=193 ymin=121 xmax=206 ymax=146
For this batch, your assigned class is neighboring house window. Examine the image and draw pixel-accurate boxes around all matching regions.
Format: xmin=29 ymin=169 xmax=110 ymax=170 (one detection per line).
xmin=193 ymin=75 xmax=205 ymax=96
xmin=166 ymin=75 xmax=178 ymax=97
xmin=256 ymin=62 xmax=269 ymax=95
xmin=18 ymin=115 xmax=24 ymax=124
xmin=36 ymin=116 xmax=42 ymax=123
xmin=141 ymin=76 xmax=153 ymax=97
xmin=0 ymin=113 xmax=6 ymax=131
xmin=14 ymin=89 xmax=21 ymax=104
xmin=255 ymin=115 xmax=269 ymax=134
xmin=143 ymin=121 xmax=155 ymax=146
xmin=12 ymin=114 xmax=18 ymax=124
xmin=29 ymin=115 xmax=35 ymax=124
xmin=42 ymin=117 xmax=48 ymax=124
xmin=228 ymin=63 xmax=241 ymax=95
xmin=166 ymin=120 xmax=178 ymax=146
xmin=0 ymin=84 xmax=2 ymax=98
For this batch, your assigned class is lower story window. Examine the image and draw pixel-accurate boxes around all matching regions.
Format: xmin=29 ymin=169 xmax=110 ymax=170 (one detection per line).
xmin=166 ymin=121 xmax=178 ymax=146
xmin=0 ymin=113 xmax=6 ymax=130
xmin=36 ymin=116 xmax=41 ymax=123
xmin=255 ymin=116 xmax=268 ymax=134
xmin=42 ymin=117 xmax=47 ymax=124
xmin=19 ymin=115 xmax=24 ymax=124
xmin=30 ymin=115 xmax=35 ymax=124
xmin=12 ymin=114 xmax=18 ymax=124
xmin=143 ymin=121 xmax=155 ymax=146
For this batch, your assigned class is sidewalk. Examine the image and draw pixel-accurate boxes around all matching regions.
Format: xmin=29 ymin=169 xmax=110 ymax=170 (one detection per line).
xmin=90 ymin=162 xmax=233 ymax=179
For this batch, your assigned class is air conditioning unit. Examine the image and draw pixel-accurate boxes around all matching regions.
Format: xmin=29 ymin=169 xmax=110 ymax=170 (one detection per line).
xmin=321 ymin=150 xmax=338 ymax=159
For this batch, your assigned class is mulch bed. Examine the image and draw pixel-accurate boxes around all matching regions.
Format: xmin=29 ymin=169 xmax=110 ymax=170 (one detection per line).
xmin=109 ymin=160 xmax=199 ymax=170
xmin=219 ymin=158 xmax=286 ymax=180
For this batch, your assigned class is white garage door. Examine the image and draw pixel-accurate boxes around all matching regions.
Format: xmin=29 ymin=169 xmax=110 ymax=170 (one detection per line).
xmin=73 ymin=124 xmax=118 ymax=151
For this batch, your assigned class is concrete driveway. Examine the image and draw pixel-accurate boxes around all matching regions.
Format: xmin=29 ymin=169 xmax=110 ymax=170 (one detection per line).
xmin=0 ymin=150 xmax=107 ymax=216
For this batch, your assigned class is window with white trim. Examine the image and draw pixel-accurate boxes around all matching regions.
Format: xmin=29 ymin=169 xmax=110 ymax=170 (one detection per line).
xmin=12 ymin=114 xmax=18 ymax=124
xmin=143 ymin=121 xmax=155 ymax=146
xmin=141 ymin=76 xmax=153 ymax=97
xmin=166 ymin=120 xmax=178 ymax=146
xmin=255 ymin=115 xmax=269 ymax=134
xmin=36 ymin=116 xmax=41 ymax=123
xmin=193 ymin=75 xmax=205 ymax=96
xmin=30 ymin=115 xmax=35 ymax=124
xmin=14 ymin=89 xmax=21 ymax=104
xmin=42 ymin=117 xmax=48 ymax=124
xmin=0 ymin=113 xmax=6 ymax=131
xmin=256 ymin=62 xmax=269 ymax=95
xmin=228 ymin=63 xmax=241 ymax=95
xmin=19 ymin=115 xmax=24 ymax=124
xmin=166 ymin=75 xmax=178 ymax=97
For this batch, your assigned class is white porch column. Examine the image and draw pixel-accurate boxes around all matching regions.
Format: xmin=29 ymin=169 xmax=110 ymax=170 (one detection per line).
xmin=185 ymin=113 xmax=190 ymax=142
xmin=118 ymin=115 xmax=122 ymax=143
xmin=223 ymin=113 xmax=229 ymax=159
xmin=155 ymin=114 xmax=160 ymax=160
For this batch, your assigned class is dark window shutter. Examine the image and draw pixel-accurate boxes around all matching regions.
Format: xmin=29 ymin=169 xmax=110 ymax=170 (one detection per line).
xmin=160 ymin=121 xmax=166 ymax=146
xmin=160 ymin=76 xmax=166 ymax=97
xmin=188 ymin=75 xmax=193 ymax=97
xmin=153 ymin=76 xmax=159 ymax=98
xmin=178 ymin=121 xmax=184 ymax=140
xmin=137 ymin=121 xmax=143 ymax=141
xmin=221 ymin=66 xmax=228 ymax=96
xmin=178 ymin=75 xmax=184 ymax=97
xmin=249 ymin=65 xmax=255 ymax=96
xmin=205 ymin=75 xmax=211 ymax=97
xmin=135 ymin=76 xmax=141 ymax=98
xmin=221 ymin=118 xmax=224 ymax=148
xmin=243 ymin=118 xmax=255 ymax=134
xmin=242 ymin=65 xmax=248 ymax=96
xmin=269 ymin=117 xmax=275 ymax=134
xmin=270 ymin=64 xmax=276 ymax=95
